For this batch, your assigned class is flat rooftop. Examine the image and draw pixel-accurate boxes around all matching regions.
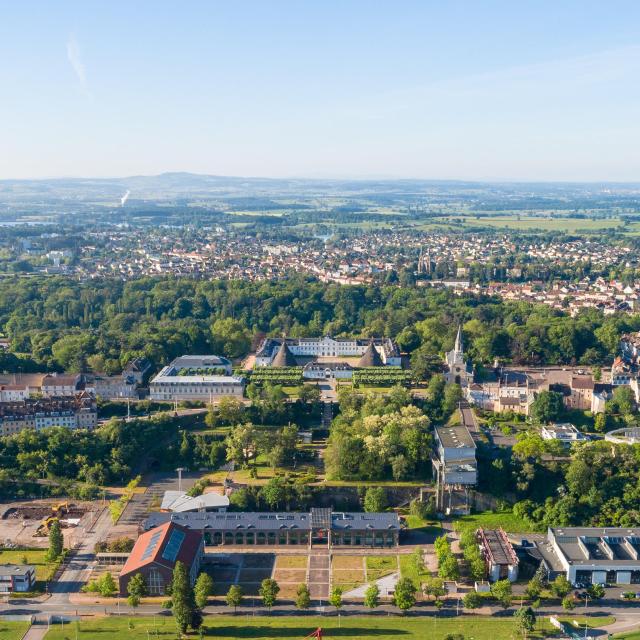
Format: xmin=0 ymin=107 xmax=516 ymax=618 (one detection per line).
xmin=144 ymin=510 xmax=400 ymax=532
xmin=435 ymin=425 xmax=476 ymax=449
xmin=548 ymin=527 xmax=640 ymax=566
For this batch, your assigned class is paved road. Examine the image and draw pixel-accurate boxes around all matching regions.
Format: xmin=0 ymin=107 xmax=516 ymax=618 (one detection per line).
xmin=118 ymin=470 xmax=199 ymax=526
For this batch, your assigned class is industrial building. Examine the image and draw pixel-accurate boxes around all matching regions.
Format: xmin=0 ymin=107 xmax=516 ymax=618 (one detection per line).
xmin=477 ymin=528 xmax=519 ymax=582
xmin=143 ymin=508 xmax=400 ymax=548
xmin=119 ymin=521 xmax=204 ymax=596
xmin=535 ymin=527 xmax=640 ymax=585
xmin=432 ymin=424 xmax=477 ymax=513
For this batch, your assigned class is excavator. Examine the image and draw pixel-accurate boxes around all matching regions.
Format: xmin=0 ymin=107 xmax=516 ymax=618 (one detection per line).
xmin=34 ymin=502 xmax=68 ymax=537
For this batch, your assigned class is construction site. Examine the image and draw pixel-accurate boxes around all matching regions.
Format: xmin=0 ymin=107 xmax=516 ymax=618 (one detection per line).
xmin=0 ymin=500 xmax=96 ymax=548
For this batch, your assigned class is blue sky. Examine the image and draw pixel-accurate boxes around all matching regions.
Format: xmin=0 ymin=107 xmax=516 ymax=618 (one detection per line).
xmin=2 ymin=1 xmax=640 ymax=181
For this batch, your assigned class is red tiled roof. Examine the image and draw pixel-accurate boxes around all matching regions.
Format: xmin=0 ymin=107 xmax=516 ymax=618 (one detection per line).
xmin=120 ymin=521 xmax=202 ymax=577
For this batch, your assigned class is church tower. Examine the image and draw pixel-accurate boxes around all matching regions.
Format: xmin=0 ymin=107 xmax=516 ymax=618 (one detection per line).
xmin=444 ymin=325 xmax=474 ymax=387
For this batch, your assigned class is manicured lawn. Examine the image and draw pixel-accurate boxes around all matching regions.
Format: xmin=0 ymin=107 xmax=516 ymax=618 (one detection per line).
xmin=42 ymin=615 xmax=565 ymax=639
xmin=366 ymin=556 xmax=397 ymax=580
xmin=453 ymin=510 xmax=538 ymax=533
xmin=0 ymin=548 xmax=58 ymax=583
xmin=399 ymin=553 xmax=430 ymax=590
xmin=558 ymin=616 xmax=615 ymax=628
xmin=0 ymin=622 xmax=31 ymax=640
xmin=403 ymin=514 xmax=441 ymax=534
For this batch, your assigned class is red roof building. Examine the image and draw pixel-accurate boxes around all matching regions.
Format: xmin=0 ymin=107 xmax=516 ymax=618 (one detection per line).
xmin=118 ymin=521 xmax=204 ymax=595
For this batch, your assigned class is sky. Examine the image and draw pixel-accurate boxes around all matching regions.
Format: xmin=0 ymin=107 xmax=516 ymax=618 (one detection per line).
xmin=2 ymin=1 xmax=640 ymax=181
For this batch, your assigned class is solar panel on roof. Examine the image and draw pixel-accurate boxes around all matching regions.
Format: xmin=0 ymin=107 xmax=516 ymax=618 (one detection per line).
xmin=161 ymin=529 xmax=186 ymax=563
xmin=140 ymin=530 xmax=163 ymax=561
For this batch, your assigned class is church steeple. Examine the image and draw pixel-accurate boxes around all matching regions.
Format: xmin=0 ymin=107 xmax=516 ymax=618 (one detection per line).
xmin=454 ymin=325 xmax=463 ymax=354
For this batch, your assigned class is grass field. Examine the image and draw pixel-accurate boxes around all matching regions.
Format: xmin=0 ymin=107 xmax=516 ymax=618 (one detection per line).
xmin=454 ymin=215 xmax=625 ymax=232
xmin=366 ymin=556 xmax=397 ymax=580
xmin=274 ymin=556 xmax=307 ymax=569
xmin=399 ymin=553 xmax=430 ymax=590
xmin=453 ymin=510 xmax=537 ymax=533
xmin=0 ymin=548 xmax=57 ymax=583
xmin=41 ymin=615 xmax=570 ymax=639
xmin=0 ymin=621 xmax=30 ymax=640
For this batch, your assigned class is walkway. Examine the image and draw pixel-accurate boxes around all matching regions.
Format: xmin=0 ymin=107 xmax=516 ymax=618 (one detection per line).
xmin=308 ymin=549 xmax=330 ymax=600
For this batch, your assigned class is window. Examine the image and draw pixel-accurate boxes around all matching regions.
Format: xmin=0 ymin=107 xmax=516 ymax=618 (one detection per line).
xmin=148 ymin=569 xmax=164 ymax=595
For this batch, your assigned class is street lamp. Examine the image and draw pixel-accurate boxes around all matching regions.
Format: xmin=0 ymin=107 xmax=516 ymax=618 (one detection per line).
xmin=176 ymin=467 xmax=186 ymax=492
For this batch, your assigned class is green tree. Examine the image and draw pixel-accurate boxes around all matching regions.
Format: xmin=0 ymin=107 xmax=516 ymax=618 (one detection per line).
xmin=593 ymin=412 xmax=607 ymax=433
xmin=514 ymin=606 xmax=537 ymax=638
xmin=126 ymin=573 xmax=147 ymax=608
xmin=172 ymin=561 xmax=197 ymax=635
xmin=363 ymin=486 xmax=387 ymax=512
xmin=550 ymin=575 xmax=572 ymax=598
xmin=438 ymin=553 xmax=460 ymax=580
xmin=531 ymin=391 xmax=564 ymax=424
xmin=98 ymin=572 xmax=117 ymax=597
xmin=587 ymin=583 xmax=605 ymax=600
xmin=226 ymin=584 xmax=244 ymax=613
xmin=463 ymin=591 xmax=482 ymax=609
xmin=225 ymin=423 xmax=258 ymax=466
xmin=194 ymin=572 xmax=214 ymax=609
xmin=46 ymin=519 xmax=63 ymax=561
xmin=329 ymin=586 xmax=343 ymax=611
xmin=423 ymin=576 xmax=446 ymax=602
xmin=364 ymin=583 xmax=380 ymax=609
xmin=490 ymin=579 xmax=513 ymax=609
xmin=393 ymin=577 xmax=417 ymax=612
xmin=295 ymin=583 xmax=311 ymax=610
xmin=562 ymin=595 xmax=575 ymax=611
xmin=525 ymin=576 xmax=543 ymax=600
xmin=259 ymin=578 xmax=280 ymax=611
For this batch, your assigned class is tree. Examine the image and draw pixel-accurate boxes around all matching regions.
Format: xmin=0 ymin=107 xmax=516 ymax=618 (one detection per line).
xmin=98 ymin=572 xmax=117 ymax=597
xmin=259 ymin=578 xmax=280 ymax=611
xmin=364 ymin=487 xmax=387 ymax=512
xmin=531 ymin=391 xmax=564 ymax=424
xmin=225 ymin=423 xmax=258 ymax=466
xmin=438 ymin=553 xmax=460 ymax=581
xmin=364 ymin=583 xmax=380 ymax=609
xmin=172 ymin=561 xmax=197 ymax=635
xmin=295 ymin=583 xmax=311 ymax=610
xmin=593 ymin=412 xmax=607 ymax=432
xmin=490 ymin=579 xmax=513 ymax=609
xmin=260 ymin=477 xmax=288 ymax=510
xmin=587 ymin=583 xmax=605 ymax=600
xmin=514 ymin=606 xmax=536 ymax=637
xmin=226 ymin=584 xmax=244 ymax=613
xmin=46 ymin=519 xmax=63 ymax=561
xmin=609 ymin=386 xmax=636 ymax=416
xmin=126 ymin=573 xmax=147 ymax=608
xmin=550 ymin=575 xmax=572 ymax=598
xmin=194 ymin=572 xmax=214 ymax=609
xmin=423 ymin=576 xmax=446 ymax=602
xmin=562 ymin=595 xmax=575 ymax=611
xmin=525 ymin=576 xmax=543 ymax=600
xmin=393 ymin=577 xmax=417 ymax=612
xmin=463 ymin=591 xmax=482 ymax=609
xmin=329 ymin=586 xmax=343 ymax=611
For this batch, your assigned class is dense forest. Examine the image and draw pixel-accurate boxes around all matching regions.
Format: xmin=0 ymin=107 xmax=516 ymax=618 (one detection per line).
xmin=0 ymin=275 xmax=638 ymax=375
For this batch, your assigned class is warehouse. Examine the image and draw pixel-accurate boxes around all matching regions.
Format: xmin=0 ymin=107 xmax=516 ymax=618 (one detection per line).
xmin=143 ymin=508 xmax=400 ymax=548
xmin=536 ymin=527 xmax=640 ymax=585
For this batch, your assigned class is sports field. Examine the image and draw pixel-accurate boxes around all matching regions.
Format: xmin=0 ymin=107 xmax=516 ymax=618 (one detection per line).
xmin=41 ymin=614 xmax=566 ymax=639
